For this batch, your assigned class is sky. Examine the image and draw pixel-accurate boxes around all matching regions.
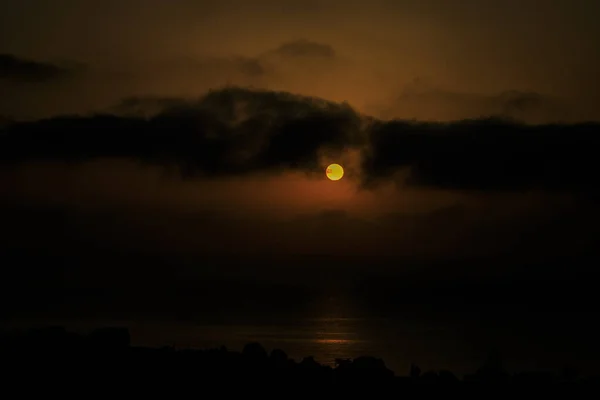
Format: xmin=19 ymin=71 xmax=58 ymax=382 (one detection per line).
xmin=1 ymin=0 xmax=599 ymax=120
xmin=1 ymin=0 xmax=600 ymax=333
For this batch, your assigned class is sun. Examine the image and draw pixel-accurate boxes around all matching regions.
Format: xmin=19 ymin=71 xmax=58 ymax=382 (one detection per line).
xmin=325 ymin=163 xmax=344 ymax=181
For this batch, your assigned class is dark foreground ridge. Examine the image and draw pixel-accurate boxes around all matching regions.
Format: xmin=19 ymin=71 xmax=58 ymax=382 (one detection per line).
xmin=2 ymin=327 xmax=600 ymax=392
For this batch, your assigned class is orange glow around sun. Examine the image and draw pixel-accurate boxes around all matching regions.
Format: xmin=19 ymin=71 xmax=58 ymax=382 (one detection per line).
xmin=326 ymin=164 xmax=344 ymax=181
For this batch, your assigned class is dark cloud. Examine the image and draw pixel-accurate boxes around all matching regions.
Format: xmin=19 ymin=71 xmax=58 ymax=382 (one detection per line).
xmin=0 ymin=53 xmax=79 ymax=83
xmin=364 ymin=118 xmax=600 ymax=195
xmin=1 ymin=87 xmax=599 ymax=196
xmin=0 ymin=87 xmax=361 ymax=175
xmin=375 ymin=78 xmax=578 ymax=123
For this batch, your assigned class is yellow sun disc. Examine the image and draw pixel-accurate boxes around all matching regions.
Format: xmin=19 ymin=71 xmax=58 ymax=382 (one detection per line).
xmin=326 ymin=164 xmax=344 ymax=181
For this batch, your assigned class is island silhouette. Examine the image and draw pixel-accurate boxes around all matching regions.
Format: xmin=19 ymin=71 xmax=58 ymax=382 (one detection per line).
xmin=2 ymin=326 xmax=598 ymax=392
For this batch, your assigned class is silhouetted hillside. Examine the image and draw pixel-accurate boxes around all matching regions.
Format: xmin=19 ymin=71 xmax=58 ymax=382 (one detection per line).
xmin=2 ymin=326 xmax=599 ymax=392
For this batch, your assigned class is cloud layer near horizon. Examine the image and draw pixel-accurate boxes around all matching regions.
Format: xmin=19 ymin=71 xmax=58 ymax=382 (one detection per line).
xmin=2 ymin=87 xmax=599 ymax=197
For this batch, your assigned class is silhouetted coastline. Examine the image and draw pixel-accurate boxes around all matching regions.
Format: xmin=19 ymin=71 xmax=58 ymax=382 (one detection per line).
xmin=2 ymin=326 xmax=599 ymax=390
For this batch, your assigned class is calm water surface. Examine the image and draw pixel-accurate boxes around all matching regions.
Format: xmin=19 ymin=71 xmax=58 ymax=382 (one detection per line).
xmin=7 ymin=295 xmax=600 ymax=377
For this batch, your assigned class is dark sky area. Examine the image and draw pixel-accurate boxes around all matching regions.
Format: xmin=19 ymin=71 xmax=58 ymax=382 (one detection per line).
xmin=1 ymin=0 xmax=600 ymax=374
xmin=1 ymin=0 xmax=599 ymax=121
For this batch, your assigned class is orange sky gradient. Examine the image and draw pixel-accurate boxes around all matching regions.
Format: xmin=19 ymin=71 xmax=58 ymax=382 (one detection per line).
xmin=1 ymin=0 xmax=599 ymax=283
xmin=1 ymin=0 xmax=599 ymax=121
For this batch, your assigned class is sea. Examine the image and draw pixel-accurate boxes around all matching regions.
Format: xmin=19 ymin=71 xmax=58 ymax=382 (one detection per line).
xmin=6 ymin=293 xmax=600 ymax=378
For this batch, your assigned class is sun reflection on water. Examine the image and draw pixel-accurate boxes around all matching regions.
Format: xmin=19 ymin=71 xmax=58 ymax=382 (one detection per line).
xmin=307 ymin=298 xmax=368 ymax=367
xmin=314 ymin=338 xmax=356 ymax=345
